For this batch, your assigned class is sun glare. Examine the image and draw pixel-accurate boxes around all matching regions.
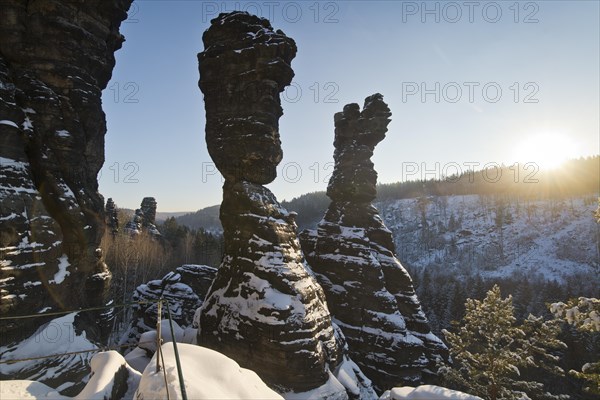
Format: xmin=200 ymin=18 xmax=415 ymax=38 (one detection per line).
xmin=513 ymin=133 xmax=578 ymax=170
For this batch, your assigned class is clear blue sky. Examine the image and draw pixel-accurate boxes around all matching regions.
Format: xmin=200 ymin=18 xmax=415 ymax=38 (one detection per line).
xmin=100 ymin=1 xmax=600 ymax=212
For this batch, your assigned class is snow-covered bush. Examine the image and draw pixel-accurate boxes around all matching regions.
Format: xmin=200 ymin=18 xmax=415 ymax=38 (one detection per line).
xmin=379 ymin=385 xmax=482 ymax=400
xmin=550 ymin=297 xmax=600 ymax=333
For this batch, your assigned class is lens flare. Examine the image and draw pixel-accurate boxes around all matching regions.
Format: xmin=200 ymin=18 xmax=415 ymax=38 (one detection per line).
xmin=513 ymin=133 xmax=578 ymax=170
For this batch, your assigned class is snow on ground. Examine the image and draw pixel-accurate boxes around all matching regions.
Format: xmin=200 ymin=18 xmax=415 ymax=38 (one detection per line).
xmin=2 ymin=340 xmax=281 ymax=400
xmin=0 ymin=352 xmax=140 ymax=400
xmin=73 ymin=351 xmax=140 ymax=400
xmin=0 ymin=380 xmax=63 ymax=399
xmin=135 ymin=343 xmax=283 ymax=400
xmin=379 ymin=385 xmax=482 ymax=400
xmin=282 ymin=370 xmax=348 ymax=400
xmin=2 ymin=331 xmax=480 ymax=400
xmin=0 ymin=313 xmax=96 ymax=380
xmin=334 ymin=356 xmax=377 ymax=399
xmin=125 ymin=320 xmax=197 ymax=373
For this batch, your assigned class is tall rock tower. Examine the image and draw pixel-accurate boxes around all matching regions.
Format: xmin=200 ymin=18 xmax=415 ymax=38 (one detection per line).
xmin=197 ymin=12 xmax=373 ymax=397
xmin=0 ymin=0 xmax=132 ymax=343
xmin=301 ymin=94 xmax=448 ymax=392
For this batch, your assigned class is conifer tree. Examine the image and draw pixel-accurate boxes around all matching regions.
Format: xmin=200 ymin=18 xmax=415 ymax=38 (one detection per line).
xmin=546 ymin=201 xmax=600 ymax=394
xmin=440 ymin=285 xmax=569 ymax=400
xmin=551 ymin=297 xmax=600 ymax=394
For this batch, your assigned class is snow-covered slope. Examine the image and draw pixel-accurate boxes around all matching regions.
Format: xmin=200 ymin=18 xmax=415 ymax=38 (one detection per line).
xmin=0 ymin=313 xmax=97 ymax=394
xmin=1 ymin=351 xmax=140 ymax=400
xmin=377 ymin=195 xmax=599 ymax=282
xmin=135 ymin=343 xmax=283 ymax=400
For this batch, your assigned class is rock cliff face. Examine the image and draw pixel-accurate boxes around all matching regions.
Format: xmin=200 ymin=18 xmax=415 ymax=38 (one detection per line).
xmin=301 ymin=95 xmax=448 ymax=392
xmin=0 ymin=0 xmax=132 ymax=343
xmin=196 ymin=12 xmax=372 ymax=397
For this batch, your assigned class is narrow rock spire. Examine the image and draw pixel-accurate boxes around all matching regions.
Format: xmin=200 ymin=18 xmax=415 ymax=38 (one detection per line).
xmin=301 ymin=94 xmax=448 ymax=392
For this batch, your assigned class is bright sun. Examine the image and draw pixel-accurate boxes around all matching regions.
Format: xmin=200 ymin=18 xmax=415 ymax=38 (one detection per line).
xmin=513 ymin=133 xmax=578 ymax=170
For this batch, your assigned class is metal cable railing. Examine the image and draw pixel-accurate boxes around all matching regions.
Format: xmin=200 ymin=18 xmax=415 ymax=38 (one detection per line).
xmin=0 ymin=298 xmax=188 ymax=400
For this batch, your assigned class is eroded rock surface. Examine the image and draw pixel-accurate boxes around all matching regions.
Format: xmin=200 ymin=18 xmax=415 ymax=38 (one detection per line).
xmin=0 ymin=0 xmax=132 ymax=344
xmin=198 ymin=11 xmax=295 ymax=185
xmin=119 ymin=265 xmax=216 ymax=351
xmin=140 ymin=197 xmax=157 ymax=227
xmin=124 ymin=197 xmax=161 ymax=237
xmin=105 ymin=198 xmax=119 ymax=237
xmin=196 ymin=12 xmax=372 ymax=397
xmin=301 ymin=94 xmax=448 ymax=392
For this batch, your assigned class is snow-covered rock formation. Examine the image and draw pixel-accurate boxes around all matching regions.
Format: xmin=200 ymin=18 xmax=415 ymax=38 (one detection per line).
xmin=105 ymin=198 xmax=119 ymax=237
xmin=301 ymin=95 xmax=447 ymax=391
xmin=136 ymin=343 xmax=284 ymax=400
xmin=196 ymin=12 xmax=374 ymax=397
xmin=0 ymin=0 xmax=132 ymax=344
xmin=175 ymin=264 xmax=217 ymax=298
xmin=119 ymin=265 xmax=216 ymax=351
xmin=124 ymin=197 xmax=161 ymax=237
xmin=1 ymin=343 xmax=481 ymax=400
xmin=2 ymin=343 xmax=281 ymax=400
xmin=1 ymin=350 xmax=141 ymax=400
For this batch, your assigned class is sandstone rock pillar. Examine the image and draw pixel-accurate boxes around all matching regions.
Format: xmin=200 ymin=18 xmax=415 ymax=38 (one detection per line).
xmin=301 ymin=94 xmax=448 ymax=392
xmin=197 ymin=12 xmax=347 ymax=394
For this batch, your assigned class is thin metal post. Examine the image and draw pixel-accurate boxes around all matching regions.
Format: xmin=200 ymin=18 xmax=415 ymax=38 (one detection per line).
xmin=165 ymin=299 xmax=188 ymax=400
xmin=156 ymin=298 xmax=162 ymax=373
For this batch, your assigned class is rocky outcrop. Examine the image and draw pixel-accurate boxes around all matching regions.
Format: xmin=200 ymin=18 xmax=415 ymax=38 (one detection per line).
xmin=199 ymin=181 xmax=344 ymax=394
xmin=119 ymin=265 xmax=217 ymax=351
xmin=124 ymin=209 xmax=144 ymax=235
xmin=124 ymin=197 xmax=161 ymax=237
xmin=0 ymin=0 xmax=132 ymax=344
xmin=176 ymin=264 xmax=217 ymax=298
xmin=105 ymin=198 xmax=119 ymax=237
xmin=301 ymin=95 xmax=448 ymax=392
xmin=196 ymin=12 xmax=373 ymax=397
xmin=140 ymin=197 xmax=157 ymax=227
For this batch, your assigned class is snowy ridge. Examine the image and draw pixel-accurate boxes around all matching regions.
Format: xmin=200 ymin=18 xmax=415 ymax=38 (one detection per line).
xmin=0 ymin=351 xmax=141 ymax=400
xmin=0 ymin=338 xmax=480 ymax=400
xmin=377 ymin=194 xmax=599 ymax=282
